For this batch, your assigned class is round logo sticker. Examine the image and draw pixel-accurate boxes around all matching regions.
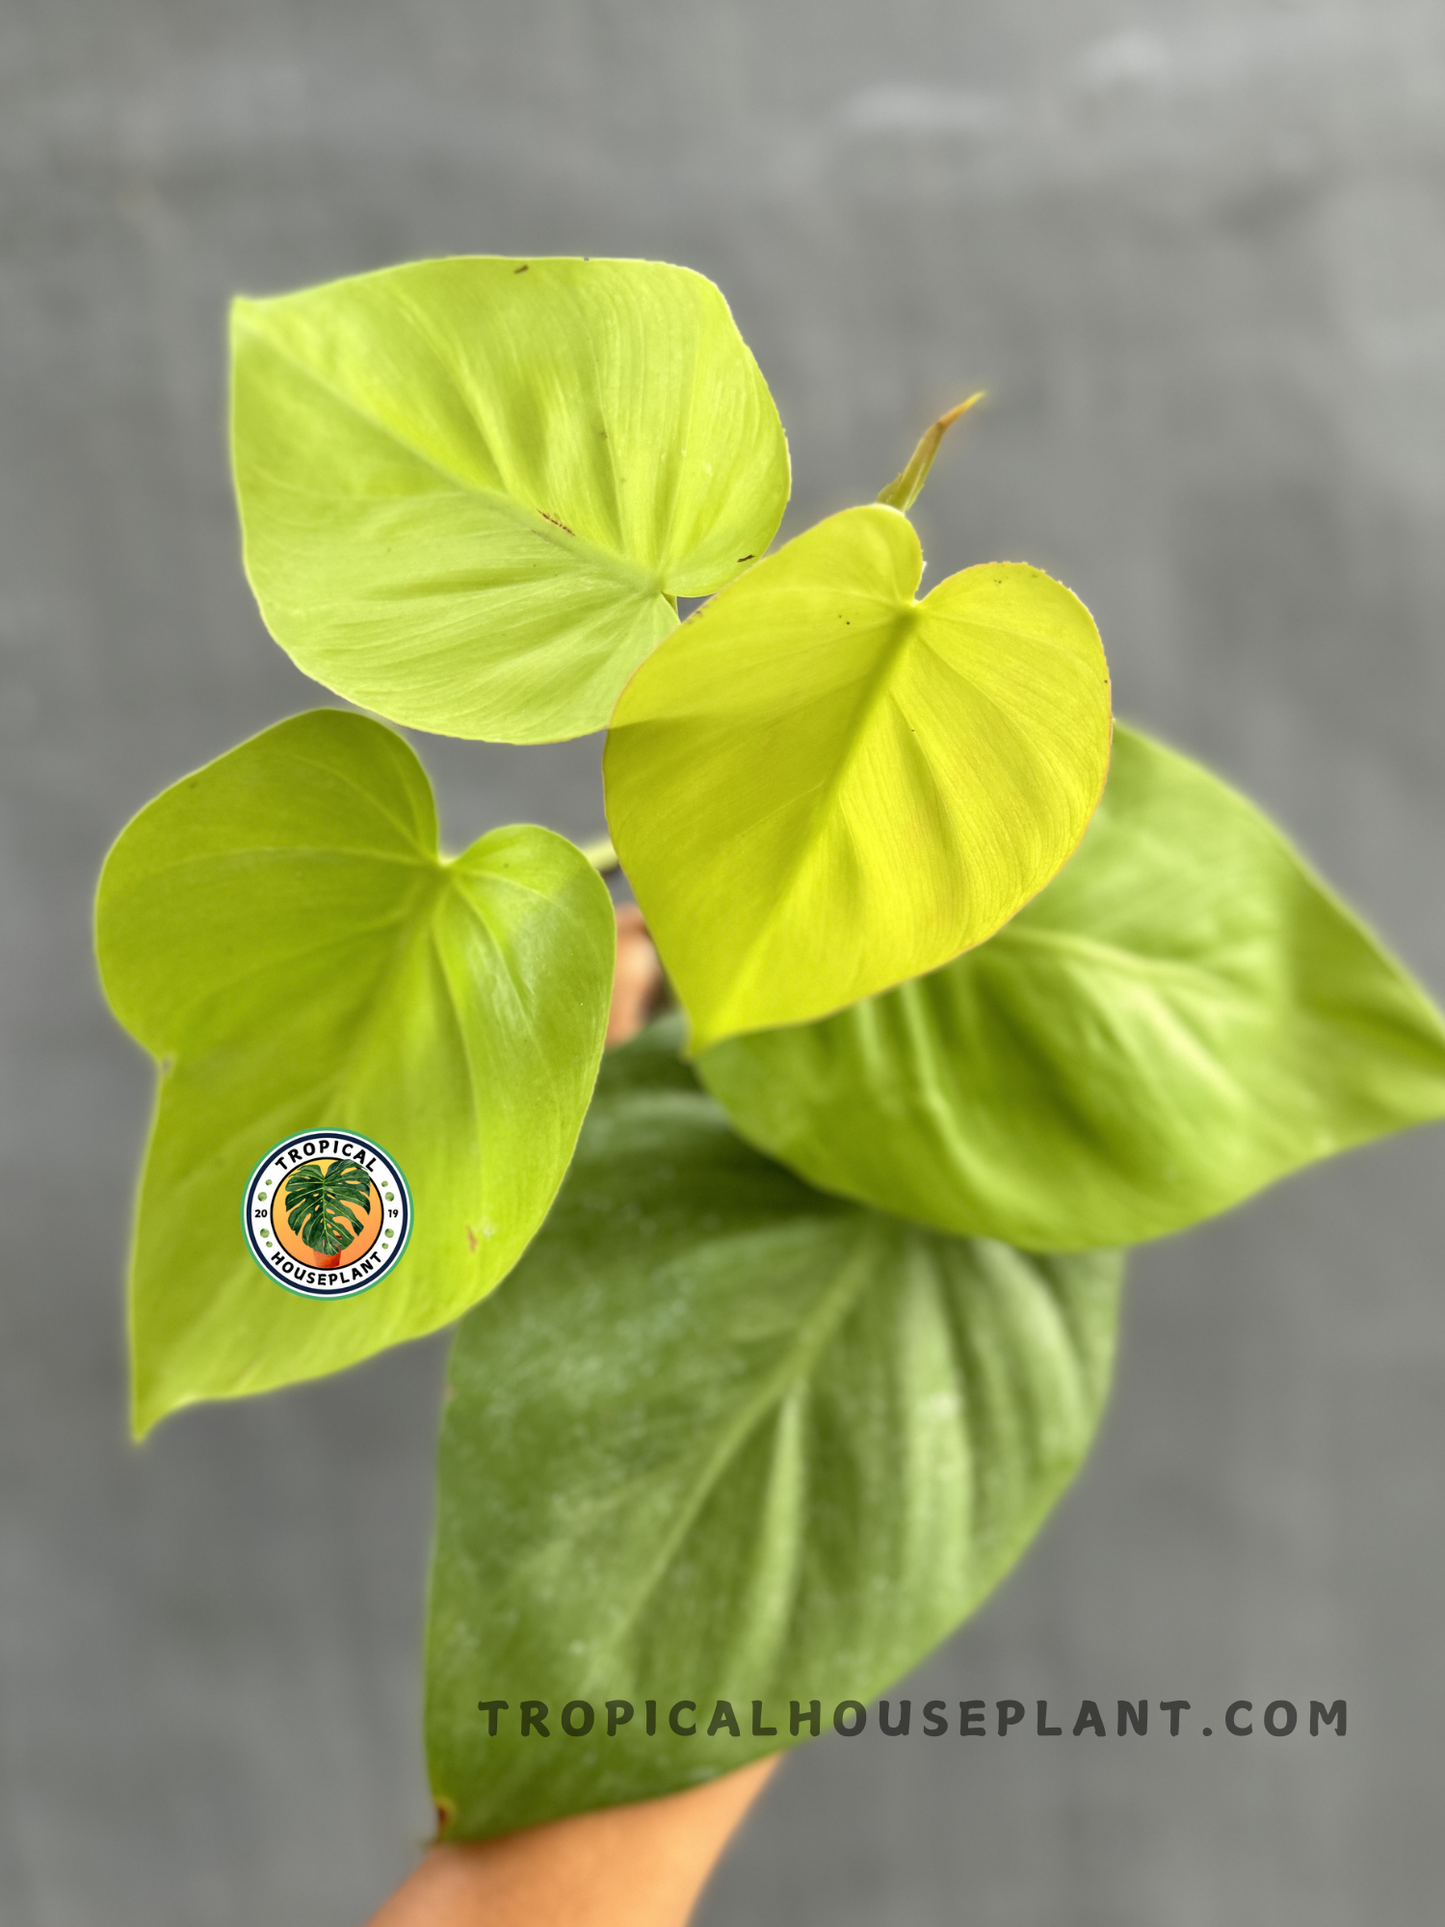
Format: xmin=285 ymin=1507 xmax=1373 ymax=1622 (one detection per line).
xmin=242 ymin=1131 xmax=412 ymax=1299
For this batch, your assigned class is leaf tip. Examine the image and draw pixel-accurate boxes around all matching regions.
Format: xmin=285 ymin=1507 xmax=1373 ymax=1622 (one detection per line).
xmin=129 ymin=1382 xmax=163 ymax=1443
xmin=877 ymin=391 xmax=986 ymax=513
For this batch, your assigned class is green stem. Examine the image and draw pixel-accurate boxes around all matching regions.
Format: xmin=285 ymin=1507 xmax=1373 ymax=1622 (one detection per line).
xmin=579 ymin=835 xmax=620 ymax=875
xmin=876 ymin=391 xmax=986 ymax=514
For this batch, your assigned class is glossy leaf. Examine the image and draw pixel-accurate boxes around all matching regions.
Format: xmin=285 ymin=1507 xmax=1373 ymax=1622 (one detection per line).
xmin=603 ymin=504 xmax=1112 ymax=1050
xmin=231 ymin=258 xmax=789 ymax=743
xmin=425 ymin=1023 xmax=1121 ymax=1839
xmin=698 ymin=724 xmax=1445 ymax=1250
xmin=96 ymin=709 xmax=614 ymax=1433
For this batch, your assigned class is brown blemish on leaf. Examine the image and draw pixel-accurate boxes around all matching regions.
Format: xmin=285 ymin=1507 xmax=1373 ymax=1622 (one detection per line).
xmin=433 ymin=1796 xmax=457 ymax=1840
xmin=540 ymin=511 xmax=575 ymax=535
xmin=513 ymin=263 xmax=529 ymax=274
xmin=466 ymin=1226 xmax=478 ymax=1252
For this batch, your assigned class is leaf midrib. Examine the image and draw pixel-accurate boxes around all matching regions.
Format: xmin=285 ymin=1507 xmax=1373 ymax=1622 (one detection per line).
xmin=611 ymin=1214 xmax=885 ymax=1648
xmin=241 ymin=320 xmax=663 ymax=598
xmin=710 ymin=604 xmax=917 ymax=1028
xmin=710 ymin=589 xmax=1100 ymax=1037
xmin=996 ymin=921 xmax=1260 ymax=995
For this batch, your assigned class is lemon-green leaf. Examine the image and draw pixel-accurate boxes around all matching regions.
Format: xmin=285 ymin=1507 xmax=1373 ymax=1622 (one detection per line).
xmin=603 ymin=505 xmax=1112 ymax=1050
xmin=424 ymin=1023 xmax=1121 ymax=1839
xmin=230 ymin=258 xmax=789 ymax=744
xmin=698 ymin=724 xmax=1445 ymax=1250
xmin=95 ymin=710 xmax=614 ymax=1433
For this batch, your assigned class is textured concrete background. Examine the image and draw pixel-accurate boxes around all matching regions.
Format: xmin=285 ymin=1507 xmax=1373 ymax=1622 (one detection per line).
xmin=5 ymin=0 xmax=1445 ymax=1921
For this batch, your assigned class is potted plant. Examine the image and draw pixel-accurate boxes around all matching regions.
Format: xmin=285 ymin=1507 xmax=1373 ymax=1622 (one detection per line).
xmin=94 ymin=256 xmax=1445 ymax=1920
xmin=284 ymin=1159 xmax=374 ymax=1269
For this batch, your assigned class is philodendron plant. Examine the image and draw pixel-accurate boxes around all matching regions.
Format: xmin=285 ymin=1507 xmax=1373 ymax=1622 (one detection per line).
xmin=97 ymin=257 xmax=1445 ymax=1845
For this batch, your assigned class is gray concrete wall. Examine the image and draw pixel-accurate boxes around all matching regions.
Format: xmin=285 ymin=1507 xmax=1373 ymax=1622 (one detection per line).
xmin=5 ymin=0 xmax=1445 ymax=1920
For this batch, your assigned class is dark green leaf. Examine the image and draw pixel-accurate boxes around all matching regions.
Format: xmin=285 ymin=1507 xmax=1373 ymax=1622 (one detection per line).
xmin=425 ymin=1024 xmax=1121 ymax=1838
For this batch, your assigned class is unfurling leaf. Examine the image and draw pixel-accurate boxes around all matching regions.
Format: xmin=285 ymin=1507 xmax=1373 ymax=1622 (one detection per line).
xmin=604 ymin=503 xmax=1112 ymax=1049
xmin=95 ymin=709 xmax=614 ymax=1432
xmin=425 ymin=1023 xmax=1121 ymax=1839
xmin=231 ymin=258 xmax=789 ymax=744
xmin=698 ymin=724 xmax=1445 ymax=1250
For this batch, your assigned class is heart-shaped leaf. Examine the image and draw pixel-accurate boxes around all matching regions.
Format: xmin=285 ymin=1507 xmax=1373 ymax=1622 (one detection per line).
xmin=698 ymin=724 xmax=1445 ymax=1249
xmin=231 ymin=258 xmax=789 ymax=744
xmin=425 ymin=1023 xmax=1121 ymax=1839
xmin=96 ymin=709 xmax=614 ymax=1433
xmin=603 ymin=504 xmax=1112 ymax=1050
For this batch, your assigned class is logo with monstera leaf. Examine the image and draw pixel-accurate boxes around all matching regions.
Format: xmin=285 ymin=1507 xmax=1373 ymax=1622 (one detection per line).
xmin=242 ymin=1130 xmax=411 ymax=1298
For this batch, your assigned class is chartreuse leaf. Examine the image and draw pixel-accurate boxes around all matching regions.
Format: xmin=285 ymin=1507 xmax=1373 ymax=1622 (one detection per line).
xmin=95 ymin=710 xmax=614 ymax=1434
xmin=603 ymin=504 xmax=1112 ymax=1050
xmin=698 ymin=724 xmax=1445 ymax=1251
xmin=425 ymin=1023 xmax=1120 ymax=1840
xmin=231 ymin=258 xmax=789 ymax=743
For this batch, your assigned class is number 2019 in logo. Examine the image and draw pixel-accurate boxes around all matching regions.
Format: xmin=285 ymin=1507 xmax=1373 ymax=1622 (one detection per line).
xmin=241 ymin=1130 xmax=412 ymax=1299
